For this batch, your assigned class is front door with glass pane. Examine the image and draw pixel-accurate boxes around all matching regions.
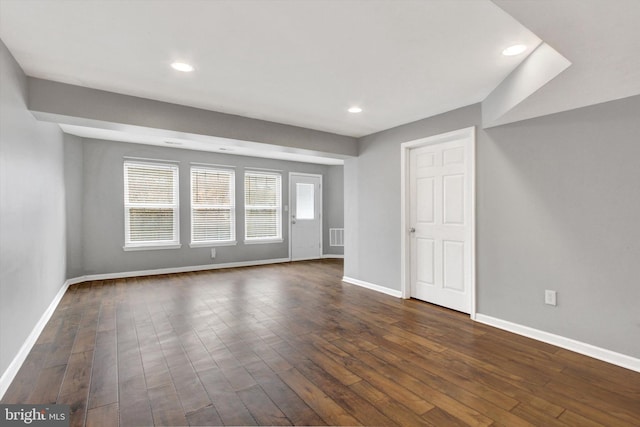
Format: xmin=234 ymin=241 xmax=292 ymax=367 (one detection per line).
xmin=290 ymin=173 xmax=322 ymax=261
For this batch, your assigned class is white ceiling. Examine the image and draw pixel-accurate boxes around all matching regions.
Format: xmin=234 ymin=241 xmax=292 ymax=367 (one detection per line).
xmin=0 ymin=0 xmax=541 ymax=138
xmin=492 ymin=0 xmax=640 ymax=125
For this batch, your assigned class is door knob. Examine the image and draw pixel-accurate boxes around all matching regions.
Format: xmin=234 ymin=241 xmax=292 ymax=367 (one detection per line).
xmin=409 ymin=227 xmax=416 ymax=233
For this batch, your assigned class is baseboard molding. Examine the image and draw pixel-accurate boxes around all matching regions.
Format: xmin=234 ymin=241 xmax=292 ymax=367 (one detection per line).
xmin=72 ymin=258 xmax=291 ymax=283
xmin=475 ymin=313 xmax=640 ymax=373
xmin=322 ymin=254 xmax=344 ymax=259
xmin=0 ymin=279 xmax=70 ymax=400
xmin=342 ymin=276 xmax=402 ymax=298
xmin=0 ymin=257 xmax=293 ymax=399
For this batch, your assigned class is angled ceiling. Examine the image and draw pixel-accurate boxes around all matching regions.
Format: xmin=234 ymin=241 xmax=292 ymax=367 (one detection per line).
xmin=490 ymin=0 xmax=640 ymax=126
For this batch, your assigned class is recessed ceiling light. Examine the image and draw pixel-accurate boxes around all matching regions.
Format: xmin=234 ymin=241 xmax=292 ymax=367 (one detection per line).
xmin=502 ymin=44 xmax=527 ymax=56
xmin=348 ymin=106 xmax=363 ymax=113
xmin=171 ymin=62 xmax=194 ymax=72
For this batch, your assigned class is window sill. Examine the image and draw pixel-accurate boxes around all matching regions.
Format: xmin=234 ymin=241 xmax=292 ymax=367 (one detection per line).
xmin=123 ymin=243 xmax=182 ymax=252
xmin=244 ymin=238 xmax=284 ymax=245
xmin=189 ymin=241 xmax=237 ymax=248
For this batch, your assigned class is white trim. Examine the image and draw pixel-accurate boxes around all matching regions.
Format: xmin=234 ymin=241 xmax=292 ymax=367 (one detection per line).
xmin=244 ymin=238 xmax=284 ymax=245
xmin=124 ymin=160 xmax=180 ymax=249
xmin=400 ymin=126 xmax=476 ymax=318
xmin=289 ymin=172 xmax=324 ymax=178
xmin=189 ymin=241 xmax=237 ymax=248
xmin=190 ymin=166 xmax=236 ymax=247
xmin=123 ymin=156 xmax=180 ymax=164
xmin=1 ymin=257 xmax=292 ymax=399
xmin=244 ymin=171 xmax=283 ymax=242
xmin=65 ymin=276 xmax=87 ymax=286
xmin=0 ymin=280 xmax=70 ymax=400
xmin=190 ymin=162 xmax=236 ymax=169
xmin=322 ymin=254 xmax=344 ymax=259
xmin=123 ymin=243 xmax=182 ymax=251
xmin=342 ymin=276 xmax=403 ymax=298
xmin=245 ymin=168 xmax=283 ymax=174
xmin=69 ymin=258 xmax=291 ymax=282
xmin=400 ymin=141 xmax=409 ymax=299
xmin=475 ymin=314 xmax=640 ymax=373
xmin=289 ymin=172 xmax=323 ymax=261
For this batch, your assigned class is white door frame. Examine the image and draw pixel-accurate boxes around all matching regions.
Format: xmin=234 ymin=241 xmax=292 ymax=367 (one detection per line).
xmin=400 ymin=126 xmax=476 ymax=319
xmin=288 ymin=172 xmax=323 ymax=261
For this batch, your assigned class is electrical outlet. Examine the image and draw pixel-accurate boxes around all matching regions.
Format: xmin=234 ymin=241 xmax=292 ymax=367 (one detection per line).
xmin=211 ymin=248 xmax=216 ymax=259
xmin=545 ymin=290 xmax=557 ymax=306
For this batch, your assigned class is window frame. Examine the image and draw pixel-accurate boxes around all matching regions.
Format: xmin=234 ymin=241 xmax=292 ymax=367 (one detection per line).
xmin=123 ymin=160 xmax=181 ymax=251
xmin=244 ymin=171 xmax=283 ymax=244
xmin=190 ymin=165 xmax=237 ymax=247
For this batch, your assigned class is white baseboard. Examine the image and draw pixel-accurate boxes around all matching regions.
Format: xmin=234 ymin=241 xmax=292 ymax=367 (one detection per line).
xmin=475 ymin=313 xmax=640 ymax=373
xmin=342 ymin=276 xmax=402 ymax=298
xmin=322 ymin=254 xmax=344 ymax=259
xmin=0 ymin=279 xmax=70 ymax=400
xmin=73 ymin=258 xmax=291 ymax=282
xmin=0 ymin=257 xmax=293 ymax=399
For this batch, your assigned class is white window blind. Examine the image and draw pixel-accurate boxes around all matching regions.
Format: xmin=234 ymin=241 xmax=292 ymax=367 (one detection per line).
xmin=245 ymin=172 xmax=282 ymax=242
xmin=124 ymin=161 xmax=179 ymax=249
xmin=191 ymin=167 xmax=235 ymax=245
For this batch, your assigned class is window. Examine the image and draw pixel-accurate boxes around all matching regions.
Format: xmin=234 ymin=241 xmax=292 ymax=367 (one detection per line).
xmin=245 ymin=171 xmax=282 ymax=242
xmin=191 ymin=166 xmax=235 ymax=246
xmin=295 ymin=183 xmax=315 ymax=220
xmin=123 ymin=161 xmax=180 ymax=250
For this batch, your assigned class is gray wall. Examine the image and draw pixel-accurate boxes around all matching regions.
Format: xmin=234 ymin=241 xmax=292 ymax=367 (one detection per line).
xmin=346 ymin=97 xmax=640 ymax=358
xmin=28 ymin=77 xmax=357 ymax=158
xmin=64 ymin=134 xmax=84 ymax=278
xmin=0 ymin=41 xmax=67 ymax=377
xmin=80 ymin=138 xmax=344 ymax=276
xmin=479 ymin=96 xmax=640 ymax=358
xmin=345 ymin=104 xmax=481 ymax=287
xmin=323 ymin=165 xmax=344 ymax=256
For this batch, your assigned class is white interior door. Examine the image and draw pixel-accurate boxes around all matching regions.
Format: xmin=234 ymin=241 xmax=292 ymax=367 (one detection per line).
xmin=290 ymin=173 xmax=322 ymax=261
xmin=409 ymin=136 xmax=473 ymax=313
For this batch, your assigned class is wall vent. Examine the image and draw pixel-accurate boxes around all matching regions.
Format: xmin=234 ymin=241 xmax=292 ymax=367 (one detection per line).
xmin=329 ymin=228 xmax=344 ymax=247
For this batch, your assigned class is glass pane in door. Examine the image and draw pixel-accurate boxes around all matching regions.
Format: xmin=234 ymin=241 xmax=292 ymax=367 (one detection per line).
xmin=296 ymin=183 xmax=314 ymax=219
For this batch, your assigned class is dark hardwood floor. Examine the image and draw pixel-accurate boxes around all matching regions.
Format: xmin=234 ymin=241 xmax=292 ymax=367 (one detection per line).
xmin=2 ymin=259 xmax=639 ymax=426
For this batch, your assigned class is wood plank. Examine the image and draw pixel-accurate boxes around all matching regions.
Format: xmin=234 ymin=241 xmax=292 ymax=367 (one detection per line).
xmin=2 ymin=343 xmax=50 ymax=403
xmin=198 ymin=367 xmax=258 ymax=426
xmin=119 ymin=399 xmax=154 ymax=427
xmin=27 ymin=364 xmax=66 ymax=404
xmin=186 ymin=405 xmax=223 ymax=427
xmin=87 ymin=329 xmax=118 ymax=409
xmin=57 ymin=350 xmax=93 ymax=427
xmin=369 ymin=342 xmax=520 ymax=412
xmin=278 ymin=367 xmax=360 ymax=426
xmin=331 ymin=339 xmax=494 ymax=426
xmin=559 ymin=409 xmax=607 ymax=427
xmin=237 ymin=384 xmax=292 ymax=426
xmin=4 ymin=259 xmax=640 ymax=427
xmin=509 ymin=404 xmax=572 ymax=427
xmin=293 ymin=358 xmax=396 ymax=426
xmin=349 ymin=380 xmax=433 ymax=427
xmin=147 ymin=383 xmax=188 ymax=426
xmin=275 ymin=339 xmax=434 ymax=416
xmin=86 ymin=403 xmax=118 ymax=427
xmin=244 ymin=360 xmax=326 ymax=426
